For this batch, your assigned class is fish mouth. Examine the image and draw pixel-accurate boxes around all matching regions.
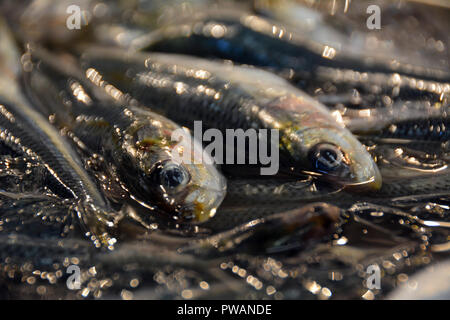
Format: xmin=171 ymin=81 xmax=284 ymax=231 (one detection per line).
xmin=178 ymin=186 xmax=227 ymax=223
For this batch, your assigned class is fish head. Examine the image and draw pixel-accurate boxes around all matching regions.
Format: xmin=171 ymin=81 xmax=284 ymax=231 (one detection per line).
xmin=121 ymin=113 xmax=226 ymax=223
xmin=261 ymin=95 xmax=381 ymax=190
xmin=292 ymin=126 xmax=382 ymax=190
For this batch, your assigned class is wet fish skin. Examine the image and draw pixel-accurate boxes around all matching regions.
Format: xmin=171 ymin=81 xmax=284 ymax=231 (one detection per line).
xmin=333 ymin=102 xmax=450 ymax=142
xmin=80 ymin=47 xmax=381 ymax=189
xmin=181 ymin=202 xmax=341 ymax=256
xmin=136 ymin=12 xmax=450 ymax=82
xmin=22 ymin=48 xmax=226 ymax=224
xmin=308 ymin=67 xmax=449 ymax=110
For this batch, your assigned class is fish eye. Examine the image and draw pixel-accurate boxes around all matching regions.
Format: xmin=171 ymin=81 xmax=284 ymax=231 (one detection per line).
xmin=309 ymin=143 xmax=345 ymax=173
xmin=150 ymin=161 xmax=191 ymax=190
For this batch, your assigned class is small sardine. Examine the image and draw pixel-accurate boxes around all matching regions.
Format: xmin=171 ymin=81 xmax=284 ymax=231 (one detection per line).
xmin=80 ymin=47 xmax=382 ymax=190
xmin=22 ymin=48 xmax=226 ymax=224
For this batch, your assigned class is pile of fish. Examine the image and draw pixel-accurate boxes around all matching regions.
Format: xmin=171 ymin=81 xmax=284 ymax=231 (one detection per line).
xmin=0 ymin=0 xmax=448 ymax=299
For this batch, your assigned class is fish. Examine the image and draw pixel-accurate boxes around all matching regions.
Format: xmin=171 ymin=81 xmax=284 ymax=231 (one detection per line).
xmin=0 ymin=1 xmax=448 ymax=301
xmin=22 ymin=47 xmax=226 ymax=224
xmin=79 ymin=47 xmax=382 ymax=190
xmin=253 ymin=0 xmax=450 ymax=77
xmin=373 ymin=118 xmax=449 ymax=142
xmin=133 ymin=10 xmax=450 ymax=82
xmin=180 ymin=202 xmax=341 ymax=255
xmin=0 ymin=18 xmax=116 ymax=247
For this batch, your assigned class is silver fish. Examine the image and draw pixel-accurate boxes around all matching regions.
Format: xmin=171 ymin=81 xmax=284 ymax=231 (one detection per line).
xmin=80 ymin=47 xmax=382 ymax=190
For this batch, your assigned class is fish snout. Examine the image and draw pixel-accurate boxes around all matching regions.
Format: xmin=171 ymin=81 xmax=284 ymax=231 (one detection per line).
xmin=180 ymin=183 xmax=227 ymax=223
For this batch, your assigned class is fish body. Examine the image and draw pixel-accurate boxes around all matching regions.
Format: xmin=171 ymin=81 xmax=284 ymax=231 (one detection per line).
xmin=375 ymin=118 xmax=449 ymax=142
xmin=0 ymin=19 xmax=116 ymax=246
xmin=80 ymin=48 xmax=381 ymax=189
xmin=135 ymin=11 xmax=450 ymax=82
xmin=254 ymin=0 xmax=449 ymax=73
